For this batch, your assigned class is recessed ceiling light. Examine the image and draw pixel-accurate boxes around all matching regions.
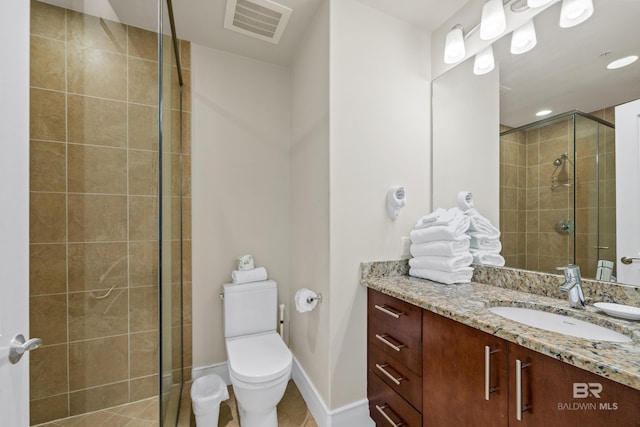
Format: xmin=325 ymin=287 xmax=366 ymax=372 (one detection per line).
xmin=536 ymin=109 xmax=552 ymax=117
xmin=607 ymin=55 xmax=639 ymax=70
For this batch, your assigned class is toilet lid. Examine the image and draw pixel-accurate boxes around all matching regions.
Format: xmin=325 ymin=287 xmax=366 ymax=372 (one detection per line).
xmin=226 ymin=332 xmax=292 ymax=383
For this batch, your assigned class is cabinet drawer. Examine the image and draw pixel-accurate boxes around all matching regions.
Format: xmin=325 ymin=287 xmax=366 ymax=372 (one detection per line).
xmin=368 ymin=369 xmax=422 ymax=427
xmin=368 ymin=289 xmax=422 ymax=341
xmin=368 ymin=290 xmax=422 ymax=374
xmin=368 ymin=343 xmax=422 ymax=412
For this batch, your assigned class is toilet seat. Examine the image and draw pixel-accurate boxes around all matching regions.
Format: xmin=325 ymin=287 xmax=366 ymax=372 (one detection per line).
xmin=226 ymin=331 xmax=292 ymax=384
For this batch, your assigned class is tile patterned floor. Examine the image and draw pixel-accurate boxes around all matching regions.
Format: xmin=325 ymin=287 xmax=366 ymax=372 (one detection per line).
xmin=34 ymin=397 xmax=159 ymax=427
xmin=34 ymin=380 xmax=317 ymax=427
xmin=217 ymin=381 xmax=318 ymax=427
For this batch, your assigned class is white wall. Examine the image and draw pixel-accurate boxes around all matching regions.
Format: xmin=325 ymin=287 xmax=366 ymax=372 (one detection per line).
xmin=191 ymin=45 xmax=291 ymax=368
xmin=328 ymin=0 xmax=431 ymax=408
xmin=431 ymin=58 xmax=500 ymax=225
xmin=289 ymin=0 xmax=331 ymax=404
xmin=191 ymin=0 xmax=432 ymax=416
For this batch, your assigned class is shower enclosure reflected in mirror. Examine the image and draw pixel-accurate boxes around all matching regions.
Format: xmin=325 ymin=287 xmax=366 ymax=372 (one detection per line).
xmin=499 ymin=111 xmax=616 ymax=279
xmin=431 ymin=0 xmax=640 ymax=284
xmin=28 ymin=1 xmax=190 ymax=426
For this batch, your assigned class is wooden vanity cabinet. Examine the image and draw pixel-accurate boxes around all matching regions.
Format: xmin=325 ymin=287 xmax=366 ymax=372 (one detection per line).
xmin=367 ymin=288 xmax=423 ymax=426
xmin=367 ymin=290 xmax=640 ymax=427
xmin=509 ymin=343 xmax=640 ymax=426
xmin=423 ymin=309 xmax=509 ymax=427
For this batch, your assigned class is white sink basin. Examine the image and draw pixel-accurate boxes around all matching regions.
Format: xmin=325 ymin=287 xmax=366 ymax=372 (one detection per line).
xmin=489 ymin=306 xmax=632 ymax=343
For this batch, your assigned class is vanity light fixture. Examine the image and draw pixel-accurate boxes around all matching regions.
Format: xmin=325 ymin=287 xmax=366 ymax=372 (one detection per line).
xmin=536 ymin=109 xmax=552 ymax=116
xmin=480 ymin=0 xmax=507 ymax=40
xmin=606 ymin=55 xmax=639 ymax=70
xmin=511 ymin=20 xmax=537 ymax=54
xmin=444 ymin=25 xmax=466 ymax=64
xmin=527 ymin=0 xmax=553 ymax=7
xmin=474 ymin=45 xmax=495 ymax=75
xmin=559 ymin=0 xmax=594 ymax=28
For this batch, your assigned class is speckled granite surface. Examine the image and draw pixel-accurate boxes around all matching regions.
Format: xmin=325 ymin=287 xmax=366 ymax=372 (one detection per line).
xmin=360 ymin=260 xmax=640 ymax=391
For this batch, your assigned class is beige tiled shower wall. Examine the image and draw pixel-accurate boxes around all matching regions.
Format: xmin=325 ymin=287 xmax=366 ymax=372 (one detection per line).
xmin=499 ymin=124 xmax=527 ymax=269
xmin=499 ymin=108 xmax=616 ymax=278
xmin=29 ymin=1 xmax=191 ymax=424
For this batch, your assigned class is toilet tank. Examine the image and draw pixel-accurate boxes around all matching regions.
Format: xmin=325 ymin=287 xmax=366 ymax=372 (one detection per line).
xmin=223 ymin=280 xmax=277 ymax=338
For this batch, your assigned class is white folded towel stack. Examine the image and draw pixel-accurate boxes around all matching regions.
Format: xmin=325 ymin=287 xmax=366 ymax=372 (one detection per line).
xmin=231 ymin=254 xmax=269 ymax=284
xmin=409 ymin=238 xmax=470 ymax=258
xmin=470 ymin=250 xmax=505 ymax=267
xmin=409 ymin=207 xmax=474 ymax=284
xmin=456 ymin=193 xmax=505 ymax=267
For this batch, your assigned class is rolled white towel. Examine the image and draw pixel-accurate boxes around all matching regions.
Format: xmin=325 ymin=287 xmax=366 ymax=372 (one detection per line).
xmin=410 ymin=216 xmax=471 ymax=244
xmin=469 ymin=235 xmax=502 ymax=252
xmin=231 ymin=266 xmax=268 ymax=284
xmin=410 ymin=238 xmax=470 ymax=257
xmin=409 ymin=267 xmax=474 ymax=285
xmin=409 ymin=253 xmax=474 ymax=273
xmin=470 ymin=250 xmax=505 ymax=267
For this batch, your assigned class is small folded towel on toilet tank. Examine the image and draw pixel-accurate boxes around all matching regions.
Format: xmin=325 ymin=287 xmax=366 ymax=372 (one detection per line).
xmin=231 ymin=267 xmax=268 ymax=284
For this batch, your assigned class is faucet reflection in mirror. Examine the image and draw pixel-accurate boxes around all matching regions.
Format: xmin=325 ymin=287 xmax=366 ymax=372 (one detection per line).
xmin=499 ymin=109 xmax=616 ymax=281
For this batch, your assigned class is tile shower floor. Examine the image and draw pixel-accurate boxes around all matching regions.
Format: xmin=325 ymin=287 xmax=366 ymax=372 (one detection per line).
xmin=34 ymin=380 xmax=317 ymax=427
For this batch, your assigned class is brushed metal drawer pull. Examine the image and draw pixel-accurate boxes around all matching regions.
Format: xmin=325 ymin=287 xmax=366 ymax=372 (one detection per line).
xmin=375 ymin=334 xmax=405 ymax=352
xmin=374 ymin=304 xmax=403 ymax=319
xmin=375 ymin=404 xmax=404 ymax=427
xmin=375 ymin=363 xmax=404 ymax=386
xmin=484 ymin=346 xmax=499 ymax=400
xmin=516 ymin=359 xmax=531 ymax=421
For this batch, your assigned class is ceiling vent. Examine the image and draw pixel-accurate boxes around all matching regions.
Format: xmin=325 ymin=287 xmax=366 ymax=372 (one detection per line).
xmin=224 ymin=0 xmax=292 ymax=44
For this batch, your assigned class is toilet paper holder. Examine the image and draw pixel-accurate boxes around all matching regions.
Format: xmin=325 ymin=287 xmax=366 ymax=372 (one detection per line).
xmin=305 ymin=292 xmax=323 ymax=304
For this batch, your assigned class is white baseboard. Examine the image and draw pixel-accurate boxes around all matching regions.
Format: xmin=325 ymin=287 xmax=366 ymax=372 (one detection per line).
xmin=292 ymin=356 xmax=374 ymax=427
xmin=192 ymin=357 xmax=374 ymax=427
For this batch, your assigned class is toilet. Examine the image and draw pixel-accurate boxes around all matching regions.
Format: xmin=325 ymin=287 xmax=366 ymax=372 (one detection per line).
xmin=223 ymin=280 xmax=292 ymax=427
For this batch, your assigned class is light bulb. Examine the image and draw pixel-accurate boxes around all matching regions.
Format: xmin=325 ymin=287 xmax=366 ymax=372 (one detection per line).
xmin=511 ymin=20 xmax=537 ymax=54
xmin=474 ymin=45 xmax=495 ymax=75
xmin=480 ymin=0 xmax=507 ymax=40
xmin=444 ymin=25 xmax=465 ymax=64
xmin=560 ymin=0 xmax=594 ymax=28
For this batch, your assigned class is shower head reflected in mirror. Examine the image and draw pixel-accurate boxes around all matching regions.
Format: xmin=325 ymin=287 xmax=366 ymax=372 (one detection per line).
xmin=551 ymin=152 xmax=573 ymax=190
xmin=553 ymin=152 xmax=569 ymax=166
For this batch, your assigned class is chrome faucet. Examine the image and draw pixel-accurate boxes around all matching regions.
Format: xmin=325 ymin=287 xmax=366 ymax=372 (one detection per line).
xmin=557 ymin=264 xmax=586 ymax=309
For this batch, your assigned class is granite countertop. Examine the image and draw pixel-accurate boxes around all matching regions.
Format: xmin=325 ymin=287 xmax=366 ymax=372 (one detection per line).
xmin=361 ymin=261 xmax=640 ymax=392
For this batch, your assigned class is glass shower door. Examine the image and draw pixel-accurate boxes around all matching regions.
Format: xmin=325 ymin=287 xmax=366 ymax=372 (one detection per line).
xmin=28 ymin=1 xmax=189 ymax=425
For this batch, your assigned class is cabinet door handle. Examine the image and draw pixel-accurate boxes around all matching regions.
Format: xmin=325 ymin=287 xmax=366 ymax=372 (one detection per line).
xmin=516 ymin=359 xmax=531 ymax=421
xmin=375 ymin=363 xmax=404 ymax=386
xmin=375 ymin=404 xmax=404 ymax=427
xmin=374 ymin=304 xmax=403 ymax=319
xmin=484 ymin=346 xmax=499 ymax=400
xmin=375 ymin=334 xmax=405 ymax=352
